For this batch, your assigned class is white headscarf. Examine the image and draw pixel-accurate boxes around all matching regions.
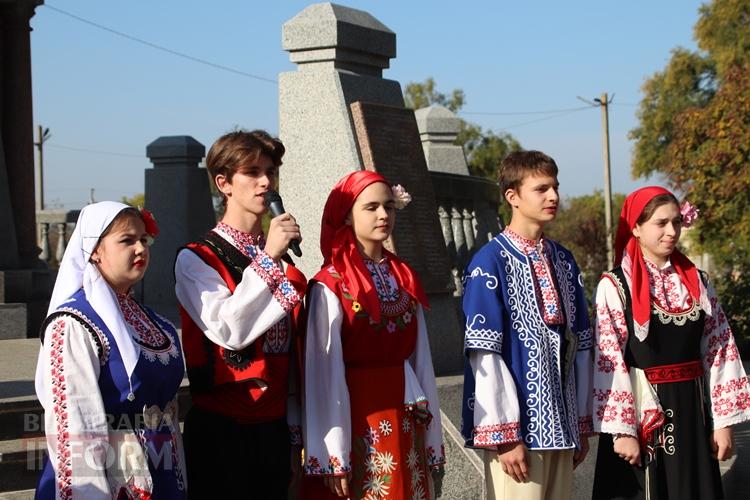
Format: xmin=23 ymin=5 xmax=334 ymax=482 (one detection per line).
xmin=35 ymin=201 xmax=142 ymax=407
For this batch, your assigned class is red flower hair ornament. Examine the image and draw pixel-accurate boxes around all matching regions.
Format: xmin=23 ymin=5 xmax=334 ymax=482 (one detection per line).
xmin=139 ymin=208 xmax=160 ymax=241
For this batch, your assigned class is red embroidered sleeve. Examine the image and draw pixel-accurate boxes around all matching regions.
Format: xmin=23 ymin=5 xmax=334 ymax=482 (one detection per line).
xmin=249 ymin=250 xmax=301 ymax=313
xmin=592 ymin=277 xmax=637 ymax=435
xmin=701 ymin=286 xmax=750 ymax=428
xmin=49 ymin=318 xmax=74 ymax=499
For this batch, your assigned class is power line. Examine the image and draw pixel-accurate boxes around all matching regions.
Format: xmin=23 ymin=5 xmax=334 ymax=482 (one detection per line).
xmin=43 ymin=4 xmax=278 ymax=84
xmin=497 ymin=106 xmax=595 ymax=130
xmin=47 ymin=143 xmax=143 ymax=158
xmin=461 ymin=105 xmax=593 ymax=116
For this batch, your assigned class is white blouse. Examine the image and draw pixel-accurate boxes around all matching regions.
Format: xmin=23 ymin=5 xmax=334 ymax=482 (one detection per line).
xmin=303 ymin=282 xmax=445 ymax=474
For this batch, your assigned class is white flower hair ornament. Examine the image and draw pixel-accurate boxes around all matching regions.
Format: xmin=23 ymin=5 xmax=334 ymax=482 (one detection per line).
xmin=680 ymin=201 xmax=699 ymax=228
xmin=391 ymin=184 xmax=412 ymax=210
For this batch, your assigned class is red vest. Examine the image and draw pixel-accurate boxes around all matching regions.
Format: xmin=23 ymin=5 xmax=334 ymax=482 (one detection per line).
xmin=180 ymin=231 xmax=306 ymax=423
xmin=311 ymin=265 xmax=418 ymax=368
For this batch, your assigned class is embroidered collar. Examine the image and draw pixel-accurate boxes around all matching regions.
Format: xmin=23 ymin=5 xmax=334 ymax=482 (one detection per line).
xmin=362 ymin=255 xmax=389 ymax=266
xmin=216 ymin=222 xmax=265 ymax=258
xmin=503 ymin=227 xmax=546 ymax=255
xmin=644 ymin=258 xmax=673 ymax=274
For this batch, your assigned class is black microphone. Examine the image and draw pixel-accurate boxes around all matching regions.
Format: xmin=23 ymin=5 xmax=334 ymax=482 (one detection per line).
xmin=263 ymin=190 xmax=302 ymax=257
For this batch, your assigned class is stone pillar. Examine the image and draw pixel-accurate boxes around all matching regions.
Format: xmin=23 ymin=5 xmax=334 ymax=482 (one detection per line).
xmin=142 ymin=136 xmax=215 ymax=321
xmin=414 ymin=105 xmax=470 ymax=175
xmin=279 ymin=2 xmax=403 ymax=277
xmin=0 ymin=0 xmax=43 ymax=269
xmin=279 ymin=3 xmax=465 ymax=376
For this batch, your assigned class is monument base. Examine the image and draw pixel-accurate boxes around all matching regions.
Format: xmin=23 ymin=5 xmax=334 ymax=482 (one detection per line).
xmin=424 ymin=293 xmax=464 ymax=376
xmin=0 ymin=269 xmax=54 ymax=339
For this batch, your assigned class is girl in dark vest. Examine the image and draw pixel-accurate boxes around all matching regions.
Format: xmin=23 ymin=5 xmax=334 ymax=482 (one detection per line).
xmin=302 ymin=171 xmax=445 ymax=499
xmin=591 ymin=186 xmax=750 ymax=499
xmin=35 ymin=201 xmax=186 ymax=499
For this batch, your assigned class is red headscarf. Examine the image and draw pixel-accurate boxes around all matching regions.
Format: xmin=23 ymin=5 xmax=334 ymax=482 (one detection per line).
xmin=614 ymin=186 xmax=701 ymax=340
xmin=320 ymin=170 xmax=429 ymax=323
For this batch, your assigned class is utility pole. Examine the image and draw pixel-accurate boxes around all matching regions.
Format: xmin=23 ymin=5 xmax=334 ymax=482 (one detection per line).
xmin=34 ymin=125 xmax=51 ymax=212
xmin=595 ymin=93 xmax=614 ymax=269
xmin=34 ymin=126 xmax=51 ymax=244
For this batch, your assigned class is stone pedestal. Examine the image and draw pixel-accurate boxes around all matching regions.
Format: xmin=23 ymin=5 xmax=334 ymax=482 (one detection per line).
xmin=0 ymin=0 xmax=43 ymax=269
xmin=142 ymin=136 xmax=215 ymax=322
xmin=0 ymin=1 xmax=51 ymax=339
xmin=279 ymin=3 xmax=463 ymax=375
xmin=279 ymin=2 xmax=402 ymax=277
xmin=415 ymin=105 xmax=470 ymax=175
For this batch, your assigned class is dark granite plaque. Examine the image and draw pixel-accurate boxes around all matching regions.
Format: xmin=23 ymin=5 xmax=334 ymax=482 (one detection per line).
xmin=350 ymin=101 xmax=452 ymax=294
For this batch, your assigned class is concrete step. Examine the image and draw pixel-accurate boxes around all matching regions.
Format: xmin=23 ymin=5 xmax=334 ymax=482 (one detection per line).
xmin=0 ymin=437 xmax=45 ymax=493
xmin=0 ymin=490 xmax=34 ymax=500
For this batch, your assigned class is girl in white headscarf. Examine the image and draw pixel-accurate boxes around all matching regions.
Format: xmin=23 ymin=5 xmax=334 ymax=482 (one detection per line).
xmin=34 ymin=201 xmax=187 ymax=499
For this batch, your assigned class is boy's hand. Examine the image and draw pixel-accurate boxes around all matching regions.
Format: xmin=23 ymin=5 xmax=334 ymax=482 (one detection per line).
xmin=573 ymin=435 xmax=589 ymax=469
xmin=613 ymin=435 xmax=641 ymax=466
xmin=497 ymin=441 xmax=529 ymax=483
xmin=712 ymin=427 xmax=734 ymax=461
xmin=264 ymin=213 xmax=301 ymax=260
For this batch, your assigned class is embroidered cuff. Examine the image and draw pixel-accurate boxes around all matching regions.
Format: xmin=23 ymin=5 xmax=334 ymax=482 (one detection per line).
xmin=596 ymin=422 xmax=637 ymax=438
xmin=472 ymin=422 xmax=522 ymax=447
xmin=578 ymin=415 xmax=594 ymax=435
xmin=249 ymin=250 xmax=301 ymax=313
xmin=289 ymin=425 xmax=302 ymax=446
xmin=304 ymin=454 xmax=351 ymax=476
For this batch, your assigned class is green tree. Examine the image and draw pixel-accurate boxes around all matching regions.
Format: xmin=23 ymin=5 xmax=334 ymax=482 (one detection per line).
xmin=546 ymin=192 xmax=626 ymax=300
xmin=403 ymin=77 xmax=465 ymax=112
xmin=121 ymin=193 xmax=145 ymax=208
xmin=458 ymin=123 xmax=521 ymax=180
xmin=629 ymin=0 xmax=750 ymax=347
xmin=404 ymin=78 xmax=521 ymax=181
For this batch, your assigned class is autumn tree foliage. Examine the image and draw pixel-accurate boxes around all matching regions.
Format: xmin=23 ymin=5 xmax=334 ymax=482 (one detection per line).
xmin=630 ymin=0 xmax=750 ymax=345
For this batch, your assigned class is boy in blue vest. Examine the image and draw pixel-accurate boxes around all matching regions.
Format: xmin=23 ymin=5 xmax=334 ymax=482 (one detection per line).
xmin=461 ymin=151 xmax=593 ymax=500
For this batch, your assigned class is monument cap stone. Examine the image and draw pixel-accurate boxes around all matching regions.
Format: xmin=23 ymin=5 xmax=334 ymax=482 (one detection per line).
xmin=146 ymin=136 xmax=205 ymax=167
xmin=282 ymin=2 xmax=396 ymax=76
xmin=415 ymin=105 xmax=470 ymax=175
xmin=415 ymin=105 xmax=462 ymax=140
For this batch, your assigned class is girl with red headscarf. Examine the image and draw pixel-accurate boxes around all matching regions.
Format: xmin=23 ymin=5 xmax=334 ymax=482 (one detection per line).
xmin=591 ymin=186 xmax=750 ymax=500
xmin=302 ymin=171 xmax=445 ymax=499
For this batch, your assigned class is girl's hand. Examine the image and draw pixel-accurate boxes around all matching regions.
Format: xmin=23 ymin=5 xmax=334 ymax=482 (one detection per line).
xmin=712 ymin=427 xmax=734 ymax=461
xmin=323 ymin=473 xmax=351 ymax=498
xmin=613 ymin=435 xmax=641 ymax=466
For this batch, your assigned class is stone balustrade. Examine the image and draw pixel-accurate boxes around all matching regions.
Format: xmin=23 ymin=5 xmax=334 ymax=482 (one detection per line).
xmin=418 ymin=104 xmax=503 ymax=295
xmin=36 ymin=209 xmax=79 ymax=266
xmin=431 ymin=172 xmax=501 ymax=296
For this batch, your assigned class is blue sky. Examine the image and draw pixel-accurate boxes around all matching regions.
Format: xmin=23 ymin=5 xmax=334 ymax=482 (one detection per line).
xmin=30 ymin=0 xmax=704 ymax=209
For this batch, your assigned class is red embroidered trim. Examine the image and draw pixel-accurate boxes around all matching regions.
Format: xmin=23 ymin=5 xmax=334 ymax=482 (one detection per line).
xmin=50 ymin=318 xmax=73 ymax=499
xmin=644 ymin=360 xmax=703 ymax=384
xmin=639 ymin=408 xmax=665 ymax=449
xmin=473 ymin=422 xmax=522 ymax=446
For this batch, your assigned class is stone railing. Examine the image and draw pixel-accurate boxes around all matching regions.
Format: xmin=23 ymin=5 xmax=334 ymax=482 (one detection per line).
xmin=430 ymin=172 xmax=502 ymax=296
xmin=416 ymin=104 xmax=503 ymax=297
xmin=36 ymin=209 xmax=80 ymax=267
